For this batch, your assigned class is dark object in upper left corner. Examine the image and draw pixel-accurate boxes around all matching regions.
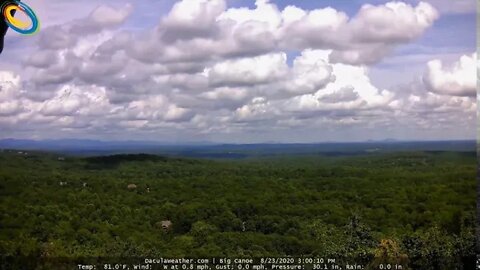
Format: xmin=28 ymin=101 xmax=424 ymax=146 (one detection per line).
xmin=0 ymin=0 xmax=18 ymax=55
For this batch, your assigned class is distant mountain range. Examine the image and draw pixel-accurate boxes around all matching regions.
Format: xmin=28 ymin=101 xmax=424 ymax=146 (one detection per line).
xmin=0 ymin=138 xmax=214 ymax=149
xmin=0 ymin=138 xmax=475 ymax=158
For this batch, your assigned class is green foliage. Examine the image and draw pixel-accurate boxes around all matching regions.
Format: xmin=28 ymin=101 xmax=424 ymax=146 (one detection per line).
xmin=0 ymin=151 xmax=475 ymax=268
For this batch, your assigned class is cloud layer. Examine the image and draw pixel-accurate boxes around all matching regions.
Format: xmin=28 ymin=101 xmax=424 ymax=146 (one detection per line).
xmin=423 ymin=53 xmax=476 ymax=97
xmin=0 ymin=0 xmax=475 ymax=142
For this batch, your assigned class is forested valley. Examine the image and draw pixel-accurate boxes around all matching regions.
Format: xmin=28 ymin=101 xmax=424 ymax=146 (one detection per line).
xmin=0 ymin=150 xmax=476 ymax=269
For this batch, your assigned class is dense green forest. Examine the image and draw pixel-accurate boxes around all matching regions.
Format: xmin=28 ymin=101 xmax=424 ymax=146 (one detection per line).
xmin=0 ymin=150 xmax=476 ymax=269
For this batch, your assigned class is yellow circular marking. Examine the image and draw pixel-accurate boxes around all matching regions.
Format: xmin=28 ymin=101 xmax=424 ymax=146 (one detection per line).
xmin=5 ymin=5 xmax=30 ymax=29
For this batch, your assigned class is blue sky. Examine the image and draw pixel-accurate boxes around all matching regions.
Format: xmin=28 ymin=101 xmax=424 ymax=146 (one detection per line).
xmin=0 ymin=0 xmax=476 ymax=142
xmin=122 ymin=0 xmax=476 ymax=88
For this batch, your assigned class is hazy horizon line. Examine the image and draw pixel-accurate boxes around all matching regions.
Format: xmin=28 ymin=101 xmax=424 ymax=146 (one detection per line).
xmin=0 ymin=137 xmax=476 ymax=145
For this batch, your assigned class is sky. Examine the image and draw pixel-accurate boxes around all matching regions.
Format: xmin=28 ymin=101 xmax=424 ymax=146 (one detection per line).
xmin=0 ymin=0 xmax=476 ymax=143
